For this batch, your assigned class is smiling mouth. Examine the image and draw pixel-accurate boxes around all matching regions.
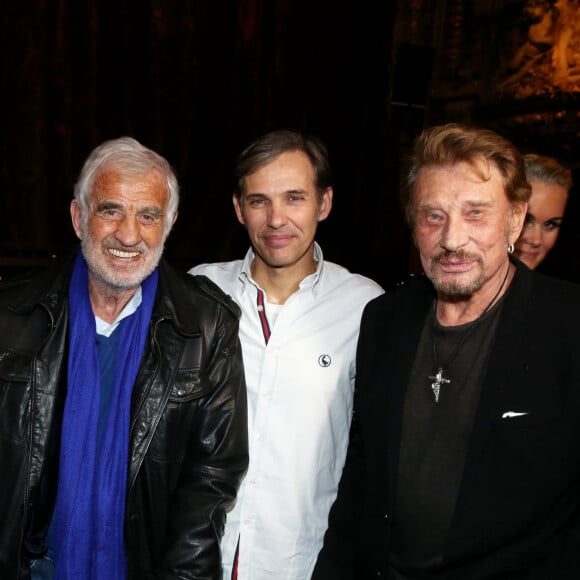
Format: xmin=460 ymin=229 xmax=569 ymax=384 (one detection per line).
xmin=263 ymin=234 xmax=294 ymax=247
xmin=516 ymin=249 xmax=539 ymax=256
xmin=108 ymin=248 xmax=140 ymax=259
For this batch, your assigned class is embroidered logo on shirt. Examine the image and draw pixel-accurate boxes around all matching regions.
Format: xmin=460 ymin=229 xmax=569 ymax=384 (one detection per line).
xmin=318 ymin=354 xmax=332 ymax=367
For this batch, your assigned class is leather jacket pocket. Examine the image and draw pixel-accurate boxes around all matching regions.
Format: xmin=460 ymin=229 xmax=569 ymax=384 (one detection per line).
xmin=169 ymin=368 xmax=212 ymax=402
xmin=150 ymin=368 xmax=208 ymax=463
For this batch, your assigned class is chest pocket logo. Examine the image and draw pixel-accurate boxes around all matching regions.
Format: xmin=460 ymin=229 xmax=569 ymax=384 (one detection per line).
xmin=318 ymin=354 xmax=332 ymax=368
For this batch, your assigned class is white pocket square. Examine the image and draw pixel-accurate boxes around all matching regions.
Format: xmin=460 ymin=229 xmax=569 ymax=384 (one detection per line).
xmin=501 ymin=411 xmax=529 ymax=419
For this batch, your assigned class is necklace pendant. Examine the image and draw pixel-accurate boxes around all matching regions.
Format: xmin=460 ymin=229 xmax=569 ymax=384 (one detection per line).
xmin=428 ymin=368 xmax=450 ymax=403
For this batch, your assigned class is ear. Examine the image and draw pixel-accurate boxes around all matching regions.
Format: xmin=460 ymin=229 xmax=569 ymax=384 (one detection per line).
xmin=70 ymin=200 xmax=83 ymax=240
xmin=232 ymin=194 xmax=245 ymax=226
xmin=317 ymin=187 xmax=333 ymax=222
xmin=508 ymin=201 xmax=528 ymax=245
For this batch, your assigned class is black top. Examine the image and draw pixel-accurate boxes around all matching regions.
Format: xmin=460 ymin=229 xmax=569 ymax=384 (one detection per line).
xmin=390 ymin=299 xmax=504 ymax=574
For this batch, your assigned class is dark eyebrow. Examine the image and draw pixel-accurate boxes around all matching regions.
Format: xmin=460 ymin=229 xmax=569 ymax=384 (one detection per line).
xmin=416 ymin=204 xmax=441 ymax=212
xmin=95 ymin=201 xmax=123 ymax=211
xmin=94 ymin=202 xmax=164 ymax=217
xmin=463 ymin=200 xmax=493 ymax=208
xmin=139 ymin=207 xmax=164 ymax=217
xmin=245 ymin=189 xmax=310 ymax=197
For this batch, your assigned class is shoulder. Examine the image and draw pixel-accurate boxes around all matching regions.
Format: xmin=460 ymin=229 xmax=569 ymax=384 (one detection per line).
xmin=0 ymin=258 xmax=73 ymax=351
xmin=320 ymin=260 xmax=384 ymax=300
xmin=0 ymin=253 xmax=74 ymax=313
xmin=532 ymin=270 xmax=580 ymax=304
xmin=364 ymin=273 xmax=433 ymax=316
xmin=0 ymin=273 xmax=34 ymax=303
xmin=188 ymin=260 xmax=244 ymax=295
xmin=510 ymin=262 xmax=580 ymax=319
xmin=0 ymin=275 xmax=41 ymax=336
xmin=158 ymin=260 xmax=241 ymax=321
xmin=526 ymin=271 xmax=580 ymax=335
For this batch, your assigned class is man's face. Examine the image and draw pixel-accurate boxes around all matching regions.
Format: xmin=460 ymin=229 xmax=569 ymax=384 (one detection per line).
xmin=513 ymin=180 xmax=568 ymax=270
xmin=71 ymin=168 xmax=174 ymax=291
xmin=233 ymin=150 xmax=332 ymax=274
xmin=412 ymin=160 xmax=526 ymax=300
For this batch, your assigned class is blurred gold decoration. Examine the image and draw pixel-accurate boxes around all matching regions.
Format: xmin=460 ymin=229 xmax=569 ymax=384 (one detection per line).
xmin=499 ymin=0 xmax=580 ymax=98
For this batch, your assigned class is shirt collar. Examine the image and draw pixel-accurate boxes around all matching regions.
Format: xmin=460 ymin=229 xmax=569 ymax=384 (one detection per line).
xmin=239 ymin=242 xmax=324 ymax=293
xmin=95 ymin=285 xmax=143 ymax=337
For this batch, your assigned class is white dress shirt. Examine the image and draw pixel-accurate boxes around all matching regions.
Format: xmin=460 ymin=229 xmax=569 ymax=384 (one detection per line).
xmin=189 ymin=243 xmax=383 ymax=580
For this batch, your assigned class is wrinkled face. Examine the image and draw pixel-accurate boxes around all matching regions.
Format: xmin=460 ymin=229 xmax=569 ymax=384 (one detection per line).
xmin=71 ymin=168 xmax=174 ymax=291
xmin=412 ymin=160 xmax=526 ymax=300
xmin=513 ymin=181 xmax=568 ymax=270
xmin=233 ymin=150 xmax=332 ymax=274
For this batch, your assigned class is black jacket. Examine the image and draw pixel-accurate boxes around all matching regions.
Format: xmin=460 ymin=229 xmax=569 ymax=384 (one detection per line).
xmin=0 ymin=251 xmax=248 ymax=579
xmin=314 ymin=261 xmax=580 ymax=579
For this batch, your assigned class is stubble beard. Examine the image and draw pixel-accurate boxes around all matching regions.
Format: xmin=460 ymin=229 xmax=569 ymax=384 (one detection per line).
xmin=80 ymin=233 xmax=164 ymax=291
xmin=429 ymin=250 xmax=486 ymax=301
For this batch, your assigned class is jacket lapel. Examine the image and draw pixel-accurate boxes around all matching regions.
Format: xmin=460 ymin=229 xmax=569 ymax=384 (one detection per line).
xmin=462 ymin=265 xmax=531 ymax=475
xmin=385 ymin=278 xmax=435 ymax=504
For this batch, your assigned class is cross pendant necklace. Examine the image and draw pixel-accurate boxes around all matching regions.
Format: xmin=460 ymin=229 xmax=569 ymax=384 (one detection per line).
xmin=428 ymin=262 xmax=511 ymax=403
xmin=429 ymin=368 xmax=450 ymax=403
xmin=429 ymin=315 xmax=481 ymax=404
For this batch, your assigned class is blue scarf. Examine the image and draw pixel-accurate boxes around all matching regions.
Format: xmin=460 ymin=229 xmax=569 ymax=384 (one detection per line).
xmin=54 ymin=251 xmax=158 ymax=579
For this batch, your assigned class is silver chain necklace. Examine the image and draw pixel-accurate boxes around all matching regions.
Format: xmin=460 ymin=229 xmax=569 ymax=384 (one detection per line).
xmin=428 ymin=263 xmax=510 ymax=403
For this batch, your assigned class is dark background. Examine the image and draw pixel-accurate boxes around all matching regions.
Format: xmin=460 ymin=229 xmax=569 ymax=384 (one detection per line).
xmin=2 ymin=0 xmax=579 ymax=288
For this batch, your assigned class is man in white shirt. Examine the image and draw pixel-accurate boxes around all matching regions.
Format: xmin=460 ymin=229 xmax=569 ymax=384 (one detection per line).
xmin=189 ymin=129 xmax=383 ymax=580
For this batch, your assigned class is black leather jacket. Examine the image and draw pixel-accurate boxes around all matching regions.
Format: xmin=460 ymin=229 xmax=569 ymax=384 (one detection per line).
xmin=0 ymin=251 xmax=248 ymax=579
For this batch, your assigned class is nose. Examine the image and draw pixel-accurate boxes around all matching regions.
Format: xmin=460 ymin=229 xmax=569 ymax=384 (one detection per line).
xmin=115 ymin=215 xmax=141 ymax=246
xmin=267 ymin=200 xmax=287 ymax=228
xmin=440 ymin=215 xmax=468 ymax=252
xmin=521 ymin=222 xmax=541 ymax=247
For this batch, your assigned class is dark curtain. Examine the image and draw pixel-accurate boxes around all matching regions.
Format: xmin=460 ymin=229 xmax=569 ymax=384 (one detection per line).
xmin=1 ymin=0 xmax=409 ymax=288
